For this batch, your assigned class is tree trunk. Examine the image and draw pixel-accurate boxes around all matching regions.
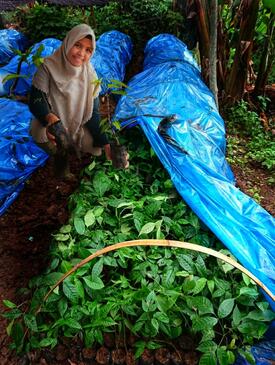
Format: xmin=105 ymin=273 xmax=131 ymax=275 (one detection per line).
xmin=194 ymin=0 xmax=210 ymax=83
xmin=253 ymin=13 xmax=275 ymax=96
xmin=209 ymin=0 xmax=218 ymax=107
xmin=225 ymin=0 xmax=260 ymax=102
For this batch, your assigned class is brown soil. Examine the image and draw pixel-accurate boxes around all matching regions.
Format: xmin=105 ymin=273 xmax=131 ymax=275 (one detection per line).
xmin=231 ymin=163 xmax=275 ymax=216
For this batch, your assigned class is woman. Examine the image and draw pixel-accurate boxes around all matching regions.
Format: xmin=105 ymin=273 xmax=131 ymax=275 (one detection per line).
xmin=29 ymin=24 xmax=111 ymax=179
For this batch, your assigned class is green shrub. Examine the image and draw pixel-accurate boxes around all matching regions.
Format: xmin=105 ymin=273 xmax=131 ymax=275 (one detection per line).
xmin=94 ymin=0 xmax=184 ymax=46
xmin=10 ymin=3 xmax=87 ymax=42
xmin=226 ymin=100 xmax=275 ymax=170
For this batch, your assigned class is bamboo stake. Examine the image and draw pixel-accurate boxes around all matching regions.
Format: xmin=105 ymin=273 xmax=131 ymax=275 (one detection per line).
xmin=39 ymin=239 xmax=274 ymax=312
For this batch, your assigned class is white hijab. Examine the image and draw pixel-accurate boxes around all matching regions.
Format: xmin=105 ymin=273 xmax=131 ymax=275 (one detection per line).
xmin=32 ymin=24 xmax=101 ymax=150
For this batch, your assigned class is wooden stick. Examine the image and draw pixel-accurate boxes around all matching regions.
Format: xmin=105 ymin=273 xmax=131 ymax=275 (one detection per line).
xmin=40 ymin=239 xmax=274 ymax=311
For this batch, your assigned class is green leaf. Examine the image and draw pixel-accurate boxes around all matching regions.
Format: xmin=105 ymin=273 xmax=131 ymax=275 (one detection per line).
xmin=199 ymin=352 xmax=216 ymax=365
xmin=151 ymin=318 xmax=159 ymax=332
xmin=153 ymin=311 xmax=170 ymax=324
xmin=83 ymin=276 xmax=104 ymax=290
xmin=2 ymin=308 xmax=22 ymax=320
xmin=93 ymin=206 xmax=104 ymax=217
xmin=11 ymin=322 xmax=24 ymax=350
xmin=218 ymin=298 xmax=235 ymax=318
xmin=6 ymin=319 xmax=14 ymax=336
xmin=93 ymin=171 xmax=112 ymax=197
xmin=186 ymin=296 xmax=214 ymax=315
xmin=227 ymin=351 xmax=235 ymax=364
xmin=242 ymin=273 xmax=251 ymax=286
xmin=84 ymin=210 xmax=96 ymax=227
xmin=58 ymin=297 xmax=68 ymax=317
xmin=74 ymin=217 xmax=86 ymax=235
xmin=232 ymin=305 xmax=242 ymax=326
xmin=182 ymin=278 xmax=196 ymax=293
xmin=2 ymin=300 xmax=17 ymax=309
xmin=217 ymin=347 xmax=229 ymax=365
xmin=178 ymin=254 xmax=194 ymax=272
xmin=134 ymin=340 xmax=146 ymax=359
xmin=195 ymin=255 xmax=208 ymax=276
xmin=63 ymin=318 xmax=82 ymax=329
xmin=139 ymin=222 xmax=156 ymax=235
xmin=156 ymin=295 xmax=170 ymax=312
xmin=207 ymin=280 xmax=215 ymax=294
xmin=2 ymin=73 xmax=28 ymax=84
xmin=63 ymin=278 xmax=80 ymax=303
xmin=39 ymin=337 xmax=58 ymax=348
xmin=92 ymin=258 xmax=104 ymax=279
xmin=24 ymin=314 xmax=38 ymax=332
xmin=256 ymin=302 xmax=269 ymax=311
xmin=239 ymin=349 xmax=256 ymax=365
xmin=110 ymin=79 xmax=129 ymax=88
xmin=246 ymin=309 xmax=275 ymax=322
xmin=192 ymin=277 xmax=207 ymax=294
xmin=74 ymin=278 xmax=85 ymax=299
xmin=238 ymin=319 xmax=268 ymax=337
xmin=42 ymin=272 xmax=64 ymax=286
xmin=197 ymin=341 xmax=217 ymax=353
xmin=239 ymin=287 xmax=259 ymax=297
xmin=192 ymin=316 xmax=218 ymax=332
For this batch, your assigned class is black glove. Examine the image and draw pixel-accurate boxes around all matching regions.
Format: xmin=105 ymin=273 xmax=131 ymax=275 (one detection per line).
xmin=47 ymin=120 xmax=69 ymax=150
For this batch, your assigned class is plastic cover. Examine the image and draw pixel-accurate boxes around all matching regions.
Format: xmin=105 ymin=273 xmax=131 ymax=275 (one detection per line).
xmin=92 ymin=30 xmax=133 ymax=95
xmin=0 ymin=98 xmax=48 ymax=215
xmin=0 ymin=29 xmax=29 ymax=65
xmin=113 ymin=34 xmax=275 ymax=310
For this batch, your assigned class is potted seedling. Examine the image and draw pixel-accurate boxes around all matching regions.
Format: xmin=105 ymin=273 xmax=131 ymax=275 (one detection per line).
xmin=99 ymin=78 xmax=129 ymax=169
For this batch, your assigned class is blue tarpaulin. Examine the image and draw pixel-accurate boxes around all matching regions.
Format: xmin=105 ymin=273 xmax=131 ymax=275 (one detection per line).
xmin=0 ymin=29 xmax=29 ymax=65
xmin=92 ymin=30 xmax=133 ymax=95
xmin=0 ymin=31 xmax=132 ymax=214
xmin=113 ymin=34 xmax=275 ymax=312
xmin=0 ymin=98 xmax=48 ymax=215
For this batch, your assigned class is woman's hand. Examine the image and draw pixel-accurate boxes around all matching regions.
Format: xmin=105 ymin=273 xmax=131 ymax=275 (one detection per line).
xmin=104 ymin=144 xmax=112 ymax=160
xmin=45 ymin=113 xmax=60 ymax=145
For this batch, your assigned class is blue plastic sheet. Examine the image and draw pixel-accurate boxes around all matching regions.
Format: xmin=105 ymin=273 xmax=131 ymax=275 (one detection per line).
xmin=0 ymin=29 xmax=29 ymax=65
xmin=0 ymin=38 xmax=61 ymax=96
xmin=92 ymin=30 xmax=133 ymax=95
xmin=113 ymin=34 xmax=275 ymax=311
xmin=234 ymin=341 xmax=275 ymax=365
xmin=0 ymin=98 xmax=48 ymax=215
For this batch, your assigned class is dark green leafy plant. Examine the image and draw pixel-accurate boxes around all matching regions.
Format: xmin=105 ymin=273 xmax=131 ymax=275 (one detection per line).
xmin=2 ymin=133 xmax=274 ymax=365
xmin=226 ymin=100 xmax=275 ymax=170
xmin=10 ymin=3 xmax=87 ymax=42
xmin=94 ymin=0 xmax=184 ymax=46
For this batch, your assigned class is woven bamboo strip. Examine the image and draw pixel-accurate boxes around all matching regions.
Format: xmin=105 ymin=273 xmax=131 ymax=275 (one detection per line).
xmin=40 ymin=239 xmax=274 ymax=309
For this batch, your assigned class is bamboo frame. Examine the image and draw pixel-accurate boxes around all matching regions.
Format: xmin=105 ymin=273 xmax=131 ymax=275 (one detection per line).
xmin=41 ymin=240 xmax=274 ymax=309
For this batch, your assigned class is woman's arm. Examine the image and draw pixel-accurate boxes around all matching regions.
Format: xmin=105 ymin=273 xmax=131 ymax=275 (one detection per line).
xmin=29 ymin=86 xmax=60 ymax=126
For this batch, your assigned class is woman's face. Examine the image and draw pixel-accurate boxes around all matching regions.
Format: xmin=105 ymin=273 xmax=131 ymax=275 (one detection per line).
xmin=67 ymin=37 xmax=93 ymax=67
